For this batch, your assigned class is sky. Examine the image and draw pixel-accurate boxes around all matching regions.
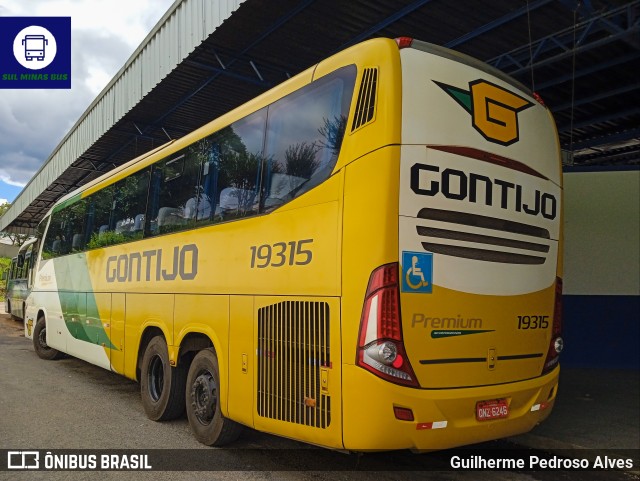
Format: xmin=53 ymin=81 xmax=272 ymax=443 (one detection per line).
xmin=0 ymin=0 xmax=176 ymax=205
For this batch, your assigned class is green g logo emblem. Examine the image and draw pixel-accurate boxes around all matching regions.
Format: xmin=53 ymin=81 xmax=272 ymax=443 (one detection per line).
xmin=435 ymin=79 xmax=534 ymax=146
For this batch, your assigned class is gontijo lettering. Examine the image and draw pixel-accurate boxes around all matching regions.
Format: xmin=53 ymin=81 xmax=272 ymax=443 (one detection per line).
xmin=410 ymin=163 xmax=557 ymax=220
xmin=106 ymin=244 xmax=198 ymax=283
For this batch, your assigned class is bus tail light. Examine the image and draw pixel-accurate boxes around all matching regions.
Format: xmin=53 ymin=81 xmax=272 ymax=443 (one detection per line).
xmin=395 ymin=37 xmax=414 ymax=49
xmin=356 ymin=263 xmax=419 ymax=387
xmin=542 ymin=278 xmax=563 ymax=374
xmin=533 ymin=91 xmax=546 ymax=107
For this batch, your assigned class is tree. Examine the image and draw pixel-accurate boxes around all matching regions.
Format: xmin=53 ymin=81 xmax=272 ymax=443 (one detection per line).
xmin=0 ymin=202 xmax=30 ymax=247
xmin=285 ymin=142 xmax=320 ymax=178
xmin=318 ymin=114 xmax=348 ymax=156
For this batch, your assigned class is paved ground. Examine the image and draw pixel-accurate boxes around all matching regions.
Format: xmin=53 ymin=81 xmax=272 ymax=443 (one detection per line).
xmin=0 ymin=312 xmax=637 ymax=480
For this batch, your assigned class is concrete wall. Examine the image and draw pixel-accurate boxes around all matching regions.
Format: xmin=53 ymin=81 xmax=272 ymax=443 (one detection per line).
xmin=0 ymin=243 xmax=19 ymax=259
xmin=562 ymin=168 xmax=639 ymax=369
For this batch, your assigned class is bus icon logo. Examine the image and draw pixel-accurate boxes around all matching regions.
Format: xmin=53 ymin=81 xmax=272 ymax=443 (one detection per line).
xmin=22 ymin=34 xmax=48 ymax=61
xmin=402 ymin=251 xmax=433 ymax=293
xmin=12 ymin=25 xmax=57 ymax=70
xmin=0 ymin=17 xmax=70 ymax=89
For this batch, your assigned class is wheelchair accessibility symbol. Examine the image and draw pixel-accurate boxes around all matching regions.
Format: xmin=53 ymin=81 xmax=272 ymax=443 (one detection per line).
xmin=402 ymin=251 xmax=433 ymax=293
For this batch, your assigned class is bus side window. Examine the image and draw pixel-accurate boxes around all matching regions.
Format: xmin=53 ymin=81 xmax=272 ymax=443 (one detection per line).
xmin=41 ymin=199 xmax=87 ymax=257
xmin=68 ymin=199 xmax=87 ymax=252
xmin=39 ymin=216 xmax=53 ymax=259
xmin=61 ymin=199 xmax=87 ymax=254
xmin=85 ymin=186 xmax=114 ymax=249
xmin=25 ymin=248 xmax=34 ymax=286
xmin=18 ymin=256 xmax=25 ymax=279
xmin=147 ymin=151 xmax=200 ymax=236
xmin=84 ymin=169 xmax=149 ymax=248
xmin=9 ymin=258 xmax=17 ymax=280
xmin=42 ymin=210 xmax=66 ymax=258
xmin=262 ymin=65 xmax=356 ymax=213
xmin=111 ymin=168 xmax=150 ymax=241
xmin=208 ymin=109 xmax=266 ymax=222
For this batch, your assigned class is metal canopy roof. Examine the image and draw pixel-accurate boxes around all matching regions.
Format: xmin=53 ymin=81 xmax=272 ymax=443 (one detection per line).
xmin=2 ymin=0 xmax=639 ymax=234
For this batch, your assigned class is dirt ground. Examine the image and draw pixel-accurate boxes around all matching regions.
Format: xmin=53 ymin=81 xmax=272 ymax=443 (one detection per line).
xmin=0 ymin=310 xmax=25 ymax=337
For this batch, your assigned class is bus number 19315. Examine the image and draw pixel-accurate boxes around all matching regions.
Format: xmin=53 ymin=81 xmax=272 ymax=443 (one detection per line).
xmin=517 ymin=315 xmax=549 ymax=330
xmin=250 ymin=239 xmax=313 ymax=268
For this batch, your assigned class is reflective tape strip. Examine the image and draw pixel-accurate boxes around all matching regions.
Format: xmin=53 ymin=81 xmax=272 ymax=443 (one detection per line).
xmin=416 ymin=421 xmax=448 ymax=430
xmin=531 ymin=402 xmax=550 ymax=412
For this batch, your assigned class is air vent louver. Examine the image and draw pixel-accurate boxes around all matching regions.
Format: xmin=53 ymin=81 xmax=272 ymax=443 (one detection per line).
xmin=257 ymin=301 xmax=331 ymax=429
xmin=351 ymin=67 xmax=378 ymax=132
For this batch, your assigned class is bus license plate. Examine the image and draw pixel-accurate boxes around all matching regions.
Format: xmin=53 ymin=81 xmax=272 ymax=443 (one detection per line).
xmin=476 ymin=398 xmax=509 ymax=421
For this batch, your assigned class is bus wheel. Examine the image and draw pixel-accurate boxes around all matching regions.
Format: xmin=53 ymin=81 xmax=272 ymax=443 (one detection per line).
xmin=33 ymin=316 xmax=63 ymax=360
xmin=140 ymin=336 xmax=186 ymax=421
xmin=186 ymin=348 xmax=242 ymax=446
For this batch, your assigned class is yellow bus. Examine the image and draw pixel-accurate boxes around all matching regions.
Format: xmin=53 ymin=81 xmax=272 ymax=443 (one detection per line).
xmin=25 ymin=37 xmax=563 ymax=451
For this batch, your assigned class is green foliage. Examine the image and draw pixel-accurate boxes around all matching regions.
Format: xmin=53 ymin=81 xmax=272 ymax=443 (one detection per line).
xmin=86 ymin=231 xmax=128 ymax=250
xmin=0 ymin=256 xmax=10 ymax=302
xmin=208 ymin=125 xmax=264 ymax=192
xmin=285 ymin=142 xmax=320 ymax=178
xmin=158 ymin=223 xmax=188 ymax=235
xmin=318 ymin=115 xmax=347 ymax=156
xmin=114 ymin=173 xmax=147 ymax=217
xmin=0 ymin=202 xmax=30 ymax=247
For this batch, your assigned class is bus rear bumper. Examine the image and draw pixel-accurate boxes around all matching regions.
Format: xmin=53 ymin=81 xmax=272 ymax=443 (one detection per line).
xmin=341 ymin=364 xmax=559 ymax=452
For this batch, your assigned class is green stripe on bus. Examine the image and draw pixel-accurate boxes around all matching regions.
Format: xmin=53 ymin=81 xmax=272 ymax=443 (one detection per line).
xmin=52 ymin=193 xmax=82 ymax=214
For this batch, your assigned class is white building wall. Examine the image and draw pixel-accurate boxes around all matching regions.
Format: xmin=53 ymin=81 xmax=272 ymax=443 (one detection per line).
xmin=563 ymin=170 xmax=640 ymax=296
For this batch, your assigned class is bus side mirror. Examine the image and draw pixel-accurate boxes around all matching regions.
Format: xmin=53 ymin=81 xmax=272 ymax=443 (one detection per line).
xmin=17 ymin=253 xmax=25 ymax=268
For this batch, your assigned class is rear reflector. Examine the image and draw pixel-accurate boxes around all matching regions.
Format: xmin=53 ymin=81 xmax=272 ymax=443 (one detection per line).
xmin=393 ymin=406 xmax=414 ymax=421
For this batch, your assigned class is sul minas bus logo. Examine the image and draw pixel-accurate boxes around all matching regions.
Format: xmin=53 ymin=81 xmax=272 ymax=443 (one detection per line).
xmin=0 ymin=17 xmax=71 ymax=89
xmin=435 ymin=79 xmax=533 ymax=146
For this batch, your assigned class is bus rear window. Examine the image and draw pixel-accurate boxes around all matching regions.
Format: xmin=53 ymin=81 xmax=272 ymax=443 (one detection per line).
xmin=261 ymin=65 xmax=356 ymax=212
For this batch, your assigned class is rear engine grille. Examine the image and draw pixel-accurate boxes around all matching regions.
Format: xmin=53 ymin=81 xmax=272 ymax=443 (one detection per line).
xmin=257 ymin=301 xmax=331 ymax=428
xmin=417 ymin=208 xmax=550 ymax=265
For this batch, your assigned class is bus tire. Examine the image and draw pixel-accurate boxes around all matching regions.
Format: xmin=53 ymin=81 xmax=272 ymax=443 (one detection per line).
xmin=186 ymin=348 xmax=242 ymax=446
xmin=33 ymin=316 xmax=64 ymax=360
xmin=140 ymin=336 xmax=186 ymax=421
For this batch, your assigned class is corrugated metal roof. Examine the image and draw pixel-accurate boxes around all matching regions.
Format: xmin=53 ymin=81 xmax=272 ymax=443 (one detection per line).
xmin=2 ymin=0 xmax=638 ymax=234
xmin=1 ymin=0 xmax=245 ymax=234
